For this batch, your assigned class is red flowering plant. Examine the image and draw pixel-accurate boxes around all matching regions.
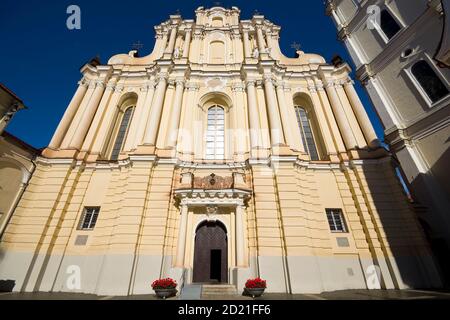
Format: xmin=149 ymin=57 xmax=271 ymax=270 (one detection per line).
xmin=245 ymin=277 xmax=267 ymax=289
xmin=151 ymin=278 xmax=177 ymax=290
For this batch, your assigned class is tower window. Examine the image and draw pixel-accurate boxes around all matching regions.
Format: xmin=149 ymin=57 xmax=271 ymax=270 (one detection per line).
xmin=78 ymin=207 xmax=100 ymax=230
xmin=206 ymin=106 xmax=225 ymax=160
xmin=326 ymin=209 xmax=347 ymax=233
xmin=294 ymin=106 xmax=319 ymax=161
xmin=111 ymin=107 xmax=134 ymax=161
xmin=380 ymin=9 xmax=401 ymax=40
xmin=411 ymin=60 xmax=449 ymax=103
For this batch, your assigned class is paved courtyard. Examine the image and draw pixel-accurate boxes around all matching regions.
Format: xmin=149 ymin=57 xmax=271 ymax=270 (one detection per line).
xmin=0 ymin=289 xmax=449 ymax=300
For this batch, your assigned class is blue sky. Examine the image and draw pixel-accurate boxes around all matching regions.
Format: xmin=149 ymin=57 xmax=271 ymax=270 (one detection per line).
xmin=0 ymin=0 xmax=384 ymax=148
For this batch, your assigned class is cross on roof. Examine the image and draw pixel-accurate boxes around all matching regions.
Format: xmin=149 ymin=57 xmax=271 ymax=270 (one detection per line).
xmin=213 ymin=1 xmax=222 ymax=6
xmin=291 ymin=42 xmax=301 ymax=51
xmin=254 ymin=9 xmax=260 ymax=15
xmin=175 ymin=8 xmax=181 ymax=15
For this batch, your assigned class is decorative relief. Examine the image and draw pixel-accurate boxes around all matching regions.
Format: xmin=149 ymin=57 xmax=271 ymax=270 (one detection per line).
xmin=205 ymin=77 xmax=226 ymax=91
xmin=78 ymin=78 xmax=89 ymax=87
xmin=95 ymin=80 xmax=106 ymax=88
xmin=157 ymin=72 xmax=169 ymax=84
xmin=193 ymin=173 xmax=234 ymax=190
xmin=231 ymin=83 xmax=245 ymax=92
xmin=308 ymin=86 xmax=317 ymax=93
xmin=263 ymin=74 xmax=274 ymax=83
xmin=114 ymin=85 xmax=124 ymax=93
xmin=186 ymin=82 xmax=200 ymax=91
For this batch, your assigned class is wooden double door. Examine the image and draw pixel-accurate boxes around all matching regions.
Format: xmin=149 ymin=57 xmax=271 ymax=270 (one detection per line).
xmin=193 ymin=221 xmax=228 ymax=283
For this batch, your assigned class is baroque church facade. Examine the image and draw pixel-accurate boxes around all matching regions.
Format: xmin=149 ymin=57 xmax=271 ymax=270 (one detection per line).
xmin=0 ymin=6 xmax=442 ymax=295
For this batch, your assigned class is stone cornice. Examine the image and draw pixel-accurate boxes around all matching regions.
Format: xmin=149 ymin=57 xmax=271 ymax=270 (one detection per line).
xmin=174 ymin=189 xmax=251 ymax=207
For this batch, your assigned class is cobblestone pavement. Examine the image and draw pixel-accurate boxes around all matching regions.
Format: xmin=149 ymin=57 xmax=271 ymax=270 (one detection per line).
xmin=1 ymin=289 xmax=450 ymax=300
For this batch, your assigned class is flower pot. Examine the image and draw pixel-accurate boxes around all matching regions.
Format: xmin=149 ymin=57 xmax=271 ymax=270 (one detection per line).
xmin=154 ymin=288 xmax=177 ymax=299
xmin=245 ymin=287 xmax=265 ymax=298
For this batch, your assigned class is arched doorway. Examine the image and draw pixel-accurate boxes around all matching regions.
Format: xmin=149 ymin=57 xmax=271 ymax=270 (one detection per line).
xmin=193 ymin=220 xmax=228 ymax=283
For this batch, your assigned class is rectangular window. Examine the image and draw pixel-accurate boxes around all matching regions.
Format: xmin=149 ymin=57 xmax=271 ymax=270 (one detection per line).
xmin=294 ymin=106 xmax=320 ymax=160
xmin=78 ymin=207 xmax=100 ymax=230
xmin=326 ymin=209 xmax=347 ymax=233
xmin=411 ymin=60 xmax=449 ymax=104
xmin=380 ymin=9 xmax=401 ymax=40
xmin=206 ymin=106 xmax=225 ymax=160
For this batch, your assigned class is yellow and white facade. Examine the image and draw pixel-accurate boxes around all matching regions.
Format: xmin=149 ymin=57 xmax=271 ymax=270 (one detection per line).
xmin=0 ymin=6 xmax=442 ymax=295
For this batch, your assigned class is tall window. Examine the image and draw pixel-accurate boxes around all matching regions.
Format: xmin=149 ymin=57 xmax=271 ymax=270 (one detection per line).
xmin=326 ymin=209 xmax=347 ymax=233
xmin=206 ymin=106 xmax=225 ymax=160
xmin=294 ymin=106 xmax=319 ymax=161
xmin=380 ymin=9 xmax=401 ymax=40
xmin=78 ymin=207 xmax=100 ymax=230
xmin=111 ymin=107 xmax=134 ymax=161
xmin=411 ymin=60 xmax=449 ymax=103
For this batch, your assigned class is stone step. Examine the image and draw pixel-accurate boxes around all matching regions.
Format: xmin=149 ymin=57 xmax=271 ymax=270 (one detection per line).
xmin=202 ymin=284 xmax=238 ymax=296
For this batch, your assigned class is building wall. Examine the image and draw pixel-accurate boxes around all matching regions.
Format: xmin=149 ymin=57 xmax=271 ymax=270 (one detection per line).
xmin=327 ymin=0 xmax=450 ymax=284
xmin=0 ymin=5 xmax=442 ymax=294
xmin=0 ymin=133 xmax=37 ymax=240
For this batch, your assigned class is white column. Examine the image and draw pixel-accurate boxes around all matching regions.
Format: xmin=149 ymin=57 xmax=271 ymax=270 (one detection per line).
xmin=235 ymin=205 xmax=246 ymax=267
xmin=284 ymin=88 xmax=306 ymax=153
xmin=175 ymin=205 xmax=189 ymax=267
xmin=143 ymin=74 xmax=168 ymax=145
xmin=275 ymin=83 xmax=295 ymax=149
xmin=122 ymin=86 xmax=149 ymax=152
xmin=133 ymin=79 xmax=156 ymax=147
xmin=166 ymin=79 xmax=185 ymax=148
xmin=344 ymin=80 xmax=380 ymax=148
xmin=70 ymin=81 xmax=106 ymax=149
xmin=336 ymin=84 xmax=367 ymax=148
xmin=91 ymin=87 xmax=123 ymax=155
xmin=246 ymin=80 xmax=262 ymax=149
xmin=256 ymin=26 xmax=266 ymax=52
xmin=60 ymin=83 xmax=95 ymax=149
xmin=166 ymin=27 xmax=178 ymax=54
xmin=263 ymin=76 xmax=285 ymax=146
xmin=81 ymin=81 xmax=115 ymax=152
xmin=181 ymin=84 xmax=197 ymax=154
xmin=48 ymin=79 xmax=88 ymax=149
xmin=159 ymin=32 xmax=169 ymax=57
xmin=182 ymin=29 xmax=192 ymax=58
xmin=242 ymin=29 xmax=251 ymax=58
xmin=232 ymin=84 xmax=247 ymax=155
xmin=308 ymin=85 xmax=337 ymax=155
xmin=317 ymin=86 xmax=346 ymax=153
xmin=324 ymin=82 xmax=357 ymax=150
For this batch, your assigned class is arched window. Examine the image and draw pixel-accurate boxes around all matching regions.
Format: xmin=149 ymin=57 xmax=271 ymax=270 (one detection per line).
xmin=210 ymin=41 xmax=225 ymax=64
xmin=206 ymin=106 xmax=225 ymax=160
xmin=411 ymin=60 xmax=449 ymax=103
xmin=294 ymin=106 xmax=319 ymax=161
xmin=110 ymin=107 xmax=134 ymax=160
